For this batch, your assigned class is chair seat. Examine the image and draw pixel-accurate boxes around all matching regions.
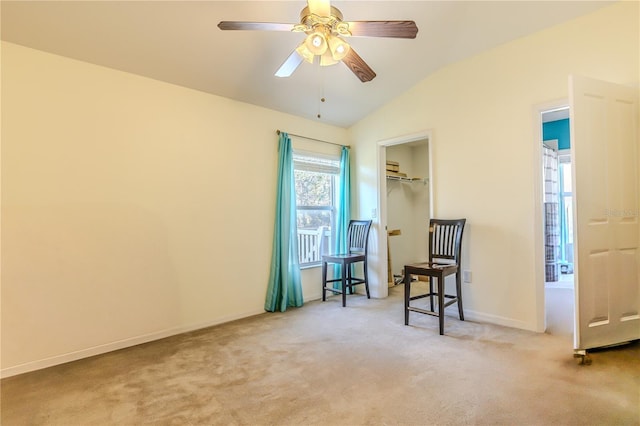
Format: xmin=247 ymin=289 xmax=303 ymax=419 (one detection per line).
xmin=322 ymin=253 xmax=366 ymax=262
xmin=405 ymin=262 xmax=457 ymax=274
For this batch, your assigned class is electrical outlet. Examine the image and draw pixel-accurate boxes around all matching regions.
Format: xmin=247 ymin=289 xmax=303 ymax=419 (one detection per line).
xmin=463 ymin=270 xmax=472 ymax=283
xmin=371 ymin=208 xmax=377 ymax=219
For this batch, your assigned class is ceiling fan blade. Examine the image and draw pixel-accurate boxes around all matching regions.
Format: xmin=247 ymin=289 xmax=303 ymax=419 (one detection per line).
xmin=275 ymin=50 xmax=304 ymax=78
xmin=218 ymin=21 xmax=296 ymax=32
xmin=342 ymin=48 xmax=376 ymax=83
xmin=307 ymin=0 xmax=331 ymax=16
xmin=344 ymin=21 xmax=418 ymax=39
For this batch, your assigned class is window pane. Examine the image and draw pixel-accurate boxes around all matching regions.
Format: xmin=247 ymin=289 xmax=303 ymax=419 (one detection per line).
xmin=298 ymin=210 xmax=332 ymax=265
xmin=295 ymin=170 xmax=332 ymax=206
xmin=564 ymin=195 xmax=573 ymax=244
xmin=297 ymin=209 xmax=331 ymax=230
xmin=561 ymin=163 xmax=572 ymax=192
xmin=293 ymin=153 xmax=339 ymax=266
xmin=296 ymin=210 xmax=332 ymax=264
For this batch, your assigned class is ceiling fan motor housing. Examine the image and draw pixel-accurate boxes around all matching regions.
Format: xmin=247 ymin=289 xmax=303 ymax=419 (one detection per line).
xmin=295 ymin=6 xmax=353 ymax=64
xmin=298 ymin=6 xmax=351 ymax=37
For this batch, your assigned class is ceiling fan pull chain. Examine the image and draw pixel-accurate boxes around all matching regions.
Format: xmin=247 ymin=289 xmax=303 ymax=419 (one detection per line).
xmin=317 ymin=64 xmax=325 ymax=119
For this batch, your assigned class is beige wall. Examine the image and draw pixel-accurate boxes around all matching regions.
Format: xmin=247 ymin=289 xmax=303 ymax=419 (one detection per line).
xmin=2 ymin=1 xmax=638 ymax=376
xmin=349 ymin=2 xmax=639 ymax=330
xmin=1 ymin=42 xmax=348 ymax=376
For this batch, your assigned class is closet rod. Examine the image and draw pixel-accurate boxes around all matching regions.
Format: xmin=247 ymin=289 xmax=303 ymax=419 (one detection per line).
xmin=276 ymin=130 xmax=349 ymax=148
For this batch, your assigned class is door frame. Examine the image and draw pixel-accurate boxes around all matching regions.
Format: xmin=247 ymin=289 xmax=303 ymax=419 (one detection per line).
xmin=376 ymin=130 xmax=434 ymax=298
xmin=533 ymin=99 xmax=570 ymax=333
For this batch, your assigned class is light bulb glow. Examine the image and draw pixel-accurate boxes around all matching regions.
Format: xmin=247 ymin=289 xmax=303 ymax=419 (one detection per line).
xmin=304 ymin=31 xmax=327 ymax=55
xmin=328 ymin=35 xmax=350 ymax=61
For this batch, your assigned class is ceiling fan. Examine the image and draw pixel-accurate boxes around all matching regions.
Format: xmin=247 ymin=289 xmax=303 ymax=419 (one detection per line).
xmin=218 ymin=0 xmax=418 ymax=82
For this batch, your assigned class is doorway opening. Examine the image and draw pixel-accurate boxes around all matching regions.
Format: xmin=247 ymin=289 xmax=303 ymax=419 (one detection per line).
xmin=376 ymin=132 xmax=433 ymax=298
xmin=540 ymin=106 xmax=575 ymax=336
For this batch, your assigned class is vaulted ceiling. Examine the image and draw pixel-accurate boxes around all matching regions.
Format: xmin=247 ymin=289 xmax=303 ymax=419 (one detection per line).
xmin=1 ymin=1 xmax=612 ymax=127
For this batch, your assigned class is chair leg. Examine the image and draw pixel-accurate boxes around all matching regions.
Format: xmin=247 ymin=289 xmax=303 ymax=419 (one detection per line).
xmin=341 ymin=262 xmax=347 ymax=307
xmin=363 ymin=260 xmax=370 ymax=299
xmin=321 ymin=261 xmax=328 ymax=302
xmin=347 ymin=264 xmax=354 ymax=295
xmin=429 ymin=278 xmax=434 ymax=311
xmin=437 ymin=277 xmax=445 ymax=335
xmin=456 ymin=271 xmax=464 ymax=321
xmin=404 ymin=273 xmax=411 ymax=325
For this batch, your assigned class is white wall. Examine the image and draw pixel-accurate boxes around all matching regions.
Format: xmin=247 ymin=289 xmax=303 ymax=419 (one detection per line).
xmin=349 ymin=2 xmax=639 ymax=331
xmin=1 ymin=42 xmax=348 ymax=376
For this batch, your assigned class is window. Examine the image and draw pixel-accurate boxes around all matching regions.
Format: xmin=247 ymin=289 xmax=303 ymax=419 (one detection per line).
xmin=558 ymin=157 xmax=574 ymax=269
xmin=293 ymin=152 xmax=340 ymax=267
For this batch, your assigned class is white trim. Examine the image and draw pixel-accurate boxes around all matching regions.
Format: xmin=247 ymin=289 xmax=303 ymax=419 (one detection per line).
xmin=558 ymin=149 xmax=572 ymax=162
xmin=463 ymin=309 xmax=536 ymax=332
xmin=0 ymin=308 xmax=265 ymax=378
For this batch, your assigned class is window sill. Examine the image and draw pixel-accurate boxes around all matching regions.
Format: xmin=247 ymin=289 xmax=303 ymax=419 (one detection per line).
xmin=300 ymin=262 xmax=322 ymax=270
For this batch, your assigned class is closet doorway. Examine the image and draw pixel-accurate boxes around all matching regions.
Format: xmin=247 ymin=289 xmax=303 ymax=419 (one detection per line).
xmin=377 ymin=132 xmax=433 ymax=294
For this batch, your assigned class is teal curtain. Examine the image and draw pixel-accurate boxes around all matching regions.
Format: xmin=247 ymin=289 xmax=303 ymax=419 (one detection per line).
xmin=265 ymin=132 xmax=304 ymax=312
xmin=333 ymin=146 xmax=351 ymax=281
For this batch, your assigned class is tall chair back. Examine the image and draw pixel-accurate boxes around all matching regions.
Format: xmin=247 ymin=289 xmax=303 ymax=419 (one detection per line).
xmin=429 ymin=219 xmax=466 ymax=265
xmin=347 ymin=220 xmax=372 ymax=255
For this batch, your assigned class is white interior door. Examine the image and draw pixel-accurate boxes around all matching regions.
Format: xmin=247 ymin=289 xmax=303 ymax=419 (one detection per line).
xmin=570 ymin=75 xmax=640 ymax=351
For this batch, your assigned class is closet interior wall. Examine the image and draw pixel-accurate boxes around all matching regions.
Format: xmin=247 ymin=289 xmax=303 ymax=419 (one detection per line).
xmin=386 ymin=141 xmax=430 ymax=281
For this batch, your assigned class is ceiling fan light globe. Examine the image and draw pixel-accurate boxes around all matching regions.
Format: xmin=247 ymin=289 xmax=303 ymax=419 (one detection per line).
xmin=328 ymin=36 xmax=350 ymax=61
xmin=320 ymin=50 xmax=339 ymax=66
xmin=305 ymin=32 xmax=328 ymax=55
xmin=296 ymin=44 xmax=316 ymax=64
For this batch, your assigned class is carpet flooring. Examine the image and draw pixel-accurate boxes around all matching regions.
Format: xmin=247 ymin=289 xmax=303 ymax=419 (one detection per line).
xmin=2 ymin=285 xmax=639 ymax=425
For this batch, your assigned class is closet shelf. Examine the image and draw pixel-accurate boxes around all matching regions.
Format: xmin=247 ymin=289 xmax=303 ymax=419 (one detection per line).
xmin=386 ymin=175 xmax=428 ymax=184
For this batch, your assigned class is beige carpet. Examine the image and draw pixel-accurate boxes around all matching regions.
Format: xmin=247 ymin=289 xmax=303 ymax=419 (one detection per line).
xmin=2 ymin=285 xmax=639 ymax=425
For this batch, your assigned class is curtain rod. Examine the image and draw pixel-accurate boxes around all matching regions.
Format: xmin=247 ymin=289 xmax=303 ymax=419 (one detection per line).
xmin=276 ymin=130 xmax=349 ymax=148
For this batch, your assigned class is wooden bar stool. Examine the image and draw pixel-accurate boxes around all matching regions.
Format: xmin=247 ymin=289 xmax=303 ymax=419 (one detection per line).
xmin=322 ymin=220 xmax=372 ymax=307
xmin=404 ymin=218 xmax=466 ymax=334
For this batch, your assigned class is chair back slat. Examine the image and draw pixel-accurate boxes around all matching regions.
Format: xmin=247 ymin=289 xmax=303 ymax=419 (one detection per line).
xmin=429 ymin=219 xmax=466 ymax=264
xmin=348 ymin=220 xmax=372 ymax=254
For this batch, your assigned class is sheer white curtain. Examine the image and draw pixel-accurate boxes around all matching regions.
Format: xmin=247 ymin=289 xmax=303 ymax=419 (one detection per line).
xmin=543 ymin=146 xmax=560 ymax=282
xmin=543 ymin=146 xmax=559 ymax=202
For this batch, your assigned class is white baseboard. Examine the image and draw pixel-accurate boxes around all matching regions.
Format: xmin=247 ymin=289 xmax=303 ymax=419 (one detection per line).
xmin=303 ymin=292 xmax=323 ymax=303
xmin=463 ymin=309 xmax=536 ymax=332
xmin=1 ymin=308 xmax=265 ymax=379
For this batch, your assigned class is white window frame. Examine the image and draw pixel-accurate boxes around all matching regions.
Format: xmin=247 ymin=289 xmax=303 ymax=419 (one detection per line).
xmin=293 ymin=151 xmax=340 ymax=268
